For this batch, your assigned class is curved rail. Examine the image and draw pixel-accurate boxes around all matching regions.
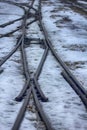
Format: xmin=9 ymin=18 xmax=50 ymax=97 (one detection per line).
xmin=12 ymin=0 xmax=54 ymax=130
xmin=0 ymin=19 xmax=37 ymax=38
xmin=0 ymin=0 xmax=26 ymax=11
xmin=1 ymin=0 xmax=87 ymax=130
xmin=0 ymin=2 xmax=37 ymax=65
xmin=40 ymin=23 xmax=87 ymax=108
xmin=15 ymin=42 xmax=48 ymax=101
xmin=15 ymin=1 xmax=48 ymax=102
xmin=12 ymin=0 xmax=87 ymax=129
xmin=12 ymin=88 xmax=32 ymax=130
xmin=0 ymin=17 xmax=23 ymax=28
xmin=39 ymin=0 xmax=87 ymax=108
xmin=0 ymin=36 xmax=22 ymax=66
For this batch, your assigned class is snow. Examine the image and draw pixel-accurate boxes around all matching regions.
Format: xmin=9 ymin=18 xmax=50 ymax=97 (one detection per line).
xmin=26 ymin=44 xmax=44 ymax=73
xmin=41 ymin=0 xmax=87 ymax=87
xmin=0 ymin=2 xmax=24 ymax=36
xmin=40 ymin=0 xmax=87 ymax=129
xmin=78 ymin=0 xmax=87 ymax=5
xmin=0 ymin=0 xmax=87 ymax=130
xmin=0 ymin=2 xmax=24 ymax=15
xmin=0 ymin=1 xmax=37 ymax=130
xmin=39 ymin=53 xmax=87 ymax=130
xmin=0 ymin=37 xmax=24 ymax=129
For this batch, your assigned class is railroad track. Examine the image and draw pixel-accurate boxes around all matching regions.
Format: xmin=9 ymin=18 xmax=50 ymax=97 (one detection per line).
xmin=0 ymin=0 xmax=87 ymax=130
xmin=0 ymin=0 xmax=53 ymax=130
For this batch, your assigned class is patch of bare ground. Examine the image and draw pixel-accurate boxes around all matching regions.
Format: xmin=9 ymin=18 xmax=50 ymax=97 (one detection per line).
xmin=71 ymin=6 xmax=87 ymax=16
xmin=57 ymin=16 xmax=72 ymax=23
xmin=65 ymin=61 xmax=87 ymax=70
xmin=55 ymin=16 xmax=74 ymax=28
xmin=50 ymin=14 xmax=61 ymax=19
xmin=55 ymin=17 xmax=87 ymax=31
xmin=62 ymin=44 xmax=87 ymax=52
xmin=42 ymin=0 xmax=53 ymax=5
xmin=50 ymin=5 xmax=70 ymax=13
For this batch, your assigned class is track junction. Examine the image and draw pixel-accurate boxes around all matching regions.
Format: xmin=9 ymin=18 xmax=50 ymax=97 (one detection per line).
xmin=0 ymin=0 xmax=87 ymax=130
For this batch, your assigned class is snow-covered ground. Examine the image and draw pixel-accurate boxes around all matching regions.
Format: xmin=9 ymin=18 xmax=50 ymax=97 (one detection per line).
xmin=40 ymin=0 xmax=87 ymax=130
xmin=78 ymin=0 xmax=87 ymax=5
xmin=0 ymin=1 xmax=38 ymax=130
xmin=0 ymin=0 xmax=87 ymax=130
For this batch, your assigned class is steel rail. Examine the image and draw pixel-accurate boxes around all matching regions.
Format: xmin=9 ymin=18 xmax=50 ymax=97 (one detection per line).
xmin=15 ymin=0 xmax=48 ymax=102
xmin=12 ymin=84 xmax=54 ymax=130
xmin=39 ymin=0 xmax=87 ymax=108
xmin=0 ymin=19 xmax=37 ymax=38
xmin=33 ymin=77 xmax=48 ymax=102
xmin=16 ymin=39 xmax=48 ymax=102
xmin=14 ymin=45 xmax=53 ymax=128
xmin=62 ymin=71 xmax=87 ymax=107
xmin=16 ymin=37 xmax=48 ymax=102
xmin=43 ymin=25 xmax=87 ymax=97
xmin=33 ymin=40 xmax=48 ymax=102
xmin=39 ymin=21 xmax=87 ymax=108
xmin=18 ymin=3 xmax=38 ymax=12
xmin=20 ymin=39 xmax=30 ymax=79
xmin=12 ymin=4 xmax=33 ymax=100
xmin=15 ymin=78 xmax=30 ymax=101
xmin=0 ymin=36 xmax=23 ymax=67
xmin=28 ymin=0 xmax=49 ymax=102
xmin=35 ymin=40 xmax=48 ymax=78
xmin=32 ymin=85 xmax=54 ymax=130
xmin=12 ymin=0 xmax=54 ymax=130
xmin=15 ymin=38 xmax=31 ymax=102
xmin=0 ymin=20 xmax=36 ymax=67
xmin=0 ymin=5 xmax=37 ymax=66
xmin=0 ymin=17 xmax=23 ymax=28
xmin=12 ymin=88 xmax=32 ymax=130
xmin=6 ymin=0 xmax=87 ymax=129
xmin=0 ymin=0 xmax=38 ymax=38
xmin=12 ymin=0 xmax=36 ymax=129
xmin=15 ymin=0 xmax=35 ymax=101
xmin=0 ymin=12 xmax=36 ymax=28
